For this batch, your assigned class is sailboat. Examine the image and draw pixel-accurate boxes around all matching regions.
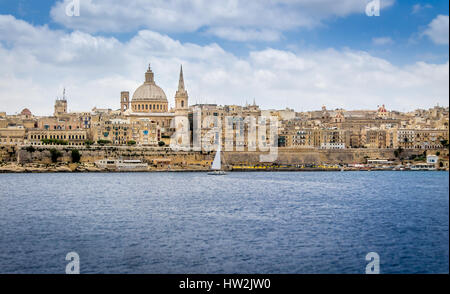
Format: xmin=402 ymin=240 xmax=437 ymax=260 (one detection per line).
xmin=208 ymin=144 xmax=227 ymax=175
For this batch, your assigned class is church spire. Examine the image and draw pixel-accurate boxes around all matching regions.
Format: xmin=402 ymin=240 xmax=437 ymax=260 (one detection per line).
xmin=175 ymin=64 xmax=188 ymax=112
xmin=178 ymin=65 xmax=185 ymax=91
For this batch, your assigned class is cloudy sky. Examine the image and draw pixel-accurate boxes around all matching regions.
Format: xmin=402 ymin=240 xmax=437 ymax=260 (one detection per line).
xmin=0 ymin=0 xmax=448 ymax=115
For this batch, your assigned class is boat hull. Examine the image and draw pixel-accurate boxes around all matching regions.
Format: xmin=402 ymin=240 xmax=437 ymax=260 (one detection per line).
xmin=208 ymin=170 xmax=227 ymax=175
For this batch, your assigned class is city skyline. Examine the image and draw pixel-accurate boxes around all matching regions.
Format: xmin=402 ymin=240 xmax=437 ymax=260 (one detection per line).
xmin=0 ymin=1 xmax=448 ymax=279
xmin=0 ymin=0 xmax=449 ymax=115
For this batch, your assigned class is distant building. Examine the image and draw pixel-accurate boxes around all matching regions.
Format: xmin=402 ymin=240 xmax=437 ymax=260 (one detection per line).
xmin=427 ymin=155 xmax=439 ymax=165
xmin=0 ymin=126 xmax=26 ymax=146
xmin=320 ymin=142 xmax=346 ymax=149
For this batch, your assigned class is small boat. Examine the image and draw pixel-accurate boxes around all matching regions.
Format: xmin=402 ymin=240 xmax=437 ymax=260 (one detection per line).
xmin=410 ymin=163 xmax=437 ymax=171
xmin=208 ymin=145 xmax=227 ymax=175
xmin=95 ymin=159 xmax=148 ymax=171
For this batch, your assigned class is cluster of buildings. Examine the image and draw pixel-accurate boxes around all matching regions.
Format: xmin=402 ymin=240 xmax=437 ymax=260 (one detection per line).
xmin=277 ymin=105 xmax=449 ymax=150
xmin=0 ymin=64 xmax=449 ymax=152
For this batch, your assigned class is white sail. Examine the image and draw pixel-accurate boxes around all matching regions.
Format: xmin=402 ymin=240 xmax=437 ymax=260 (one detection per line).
xmin=211 ymin=145 xmax=221 ymax=170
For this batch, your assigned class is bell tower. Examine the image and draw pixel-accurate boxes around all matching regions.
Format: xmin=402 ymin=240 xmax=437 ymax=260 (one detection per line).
xmin=54 ymin=88 xmax=68 ymax=117
xmin=174 ymin=65 xmax=188 ymax=115
xmin=121 ymin=91 xmax=130 ymax=112
xmin=171 ymin=65 xmax=190 ymax=150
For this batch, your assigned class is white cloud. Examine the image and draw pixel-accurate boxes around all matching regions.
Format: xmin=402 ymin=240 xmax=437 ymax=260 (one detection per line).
xmin=412 ymin=3 xmax=432 ymax=14
xmin=0 ymin=15 xmax=448 ymax=116
xmin=372 ymin=37 xmax=394 ymax=45
xmin=206 ymin=27 xmax=281 ymax=42
xmin=423 ymin=15 xmax=449 ymax=45
xmin=50 ymin=0 xmax=395 ymax=41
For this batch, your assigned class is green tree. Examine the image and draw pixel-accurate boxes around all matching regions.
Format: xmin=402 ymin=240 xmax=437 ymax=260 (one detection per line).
xmin=127 ymin=140 xmax=137 ymax=146
xmin=71 ymin=149 xmax=81 ymax=163
xmin=97 ymin=140 xmax=111 ymax=146
xmin=41 ymin=139 xmax=68 ymax=145
xmin=49 ymin=148 xmax=62 ymax=163
xmin=25 ymin=146 xmax=36 ymax=153
xmin=158 ymin=141 xmax=165 ymax=147
xmin=394 ymin=147 xmax=404 ymax=160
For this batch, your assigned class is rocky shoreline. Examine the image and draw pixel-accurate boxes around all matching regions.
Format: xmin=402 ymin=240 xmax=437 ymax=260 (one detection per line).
xmin=0 ymin=163 xmax=212 ymax=173
xmin=1 ymin=163 xmax=448 ymax=173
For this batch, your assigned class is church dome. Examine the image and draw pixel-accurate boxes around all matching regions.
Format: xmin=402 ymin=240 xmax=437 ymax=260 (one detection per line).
xmin=132 ymin=65 xmax=167 ymax=102
xmin=132 ymin=83 xmax=167 ymax=101
xmin=20 ymin=108 xmax=32 ymax=116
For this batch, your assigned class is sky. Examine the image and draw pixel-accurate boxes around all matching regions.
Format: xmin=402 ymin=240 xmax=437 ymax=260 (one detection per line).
xmin=0 ymin=0 xmax=448 ymax=116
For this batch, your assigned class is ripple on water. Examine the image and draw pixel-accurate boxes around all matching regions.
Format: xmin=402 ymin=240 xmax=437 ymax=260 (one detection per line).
xmin=0 ymin=171 xmax=448 ymax=273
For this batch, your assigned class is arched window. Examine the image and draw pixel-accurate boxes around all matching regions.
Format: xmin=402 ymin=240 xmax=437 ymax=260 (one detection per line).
xmin=181 ymin=101 xmax=184 ymax=108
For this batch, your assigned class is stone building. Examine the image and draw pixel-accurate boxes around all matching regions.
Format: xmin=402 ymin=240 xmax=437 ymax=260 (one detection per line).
xmin=54 ymin=95 xmax=67 ymax=116
xmin=120 ymin=64 xmax=191 ymax=141
xmin=27 ymin=129 xmax=88 ymax=146
xmin=0 ymin=126 xmax=26 ymax=145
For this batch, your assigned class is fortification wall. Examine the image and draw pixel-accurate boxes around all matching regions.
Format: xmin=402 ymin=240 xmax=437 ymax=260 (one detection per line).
xmin=14 ymin=146 xmax=428 ymax=166
xmin=0 ymin=146 xmax=17 ymax=162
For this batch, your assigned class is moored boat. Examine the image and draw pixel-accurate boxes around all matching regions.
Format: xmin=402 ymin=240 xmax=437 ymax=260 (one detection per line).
xmin=95 ymin=159 xmax=148 ymax=171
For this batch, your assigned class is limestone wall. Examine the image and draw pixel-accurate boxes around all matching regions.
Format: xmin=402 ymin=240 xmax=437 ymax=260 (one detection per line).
xmin=14 ymin=146 xmax=430 ymax=166
xmin=0 ymin=146 xmax=17 ymax=162
xmin=223 ymin=148 xmax=421 ymax=165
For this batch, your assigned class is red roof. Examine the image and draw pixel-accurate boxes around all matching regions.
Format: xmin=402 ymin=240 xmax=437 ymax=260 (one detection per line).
xmin=20 ymin=108 xmax=32 ymax=116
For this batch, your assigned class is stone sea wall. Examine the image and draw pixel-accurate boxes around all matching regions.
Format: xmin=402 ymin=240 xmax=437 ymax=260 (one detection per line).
xmin=0 ymin=146 xmax=17 ymax=162
xmin=7 ymin=145 xmax=429 ymax=166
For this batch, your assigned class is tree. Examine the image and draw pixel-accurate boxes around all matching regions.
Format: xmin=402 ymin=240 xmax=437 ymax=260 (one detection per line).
xmin=394 ymin=147 xmax=403 ymax=158
xmin=42 ymin=138 xmax=68 ymax=145
xmin=49 ymin=148 xmax=62 ymax=163
xmin=25 ymin=146 xmax=36 ymax=153
xmin=97 ymin=140 xmax=111 ymax=146
xmin=158 ymin=141 xmax=165 ymax=147
xmin=127 ymin=140 xmax=137 ymax=146
xmin=71 ymin=149 xmax=81 ymax=163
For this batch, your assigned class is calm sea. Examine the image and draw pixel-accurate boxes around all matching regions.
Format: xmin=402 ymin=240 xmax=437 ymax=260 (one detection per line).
xmin=0 ymin=171 xmax=448 ymax=274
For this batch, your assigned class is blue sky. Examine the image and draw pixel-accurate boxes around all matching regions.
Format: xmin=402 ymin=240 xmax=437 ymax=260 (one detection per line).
xmin=0 ymin=0 xmax=448 ymax=114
